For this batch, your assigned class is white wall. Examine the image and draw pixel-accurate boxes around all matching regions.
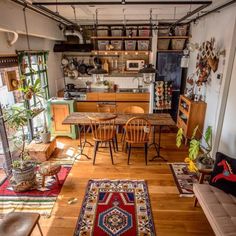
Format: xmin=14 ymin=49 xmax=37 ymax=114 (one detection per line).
xmin=219 ymin=50 xmax=236 ymax=157
xmin=187 ymin=4 xmax=236 ymax=155
xmin=0 ymin=0 xmax=65 ymax=97
xmin=0 ymin=0 xmax=64 ymax=41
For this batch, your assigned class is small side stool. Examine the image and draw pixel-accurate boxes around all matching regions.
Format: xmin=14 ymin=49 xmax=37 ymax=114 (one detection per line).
xmin=0 ymin=212 xmax=43 ymax=236
xmin=38 ymin=162 xmax=61 ymax=188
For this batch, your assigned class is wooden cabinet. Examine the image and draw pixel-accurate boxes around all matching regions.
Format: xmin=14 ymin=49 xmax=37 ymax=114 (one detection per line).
xmin=177 ymin=95 xmax=207 ymax=141
xmin=77 ymin=102 xmax=98 ymax=112
xmin=47 ymin=99 xmax=77 ymax=139
xmin=77 ymin=92 xmax=150 ymax=113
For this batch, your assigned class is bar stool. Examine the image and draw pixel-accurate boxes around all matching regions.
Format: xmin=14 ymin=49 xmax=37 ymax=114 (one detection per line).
xmin=0 ymin=212 xmax=43 ymax=236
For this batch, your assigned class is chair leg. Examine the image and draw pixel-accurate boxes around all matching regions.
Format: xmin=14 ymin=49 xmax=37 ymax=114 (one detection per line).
xmin=37 ymin=222 xmax=44 ymax=236
xmin=42 ymin=176 xmax=45 ymax=188
xmin=144 ymin=143 xmax=148 ymax=165
xmin=93 ymin=141 xmax=99 ymax=165
xmin=114 ymin=134 xmax=119 ymax=151
xmin=128 ymin=143 xmax=131 ymax=165
xmin=55 ymin=174 xmax=60 ymax=185
xmin=108 ymin=141 xmax=114 ymax=165
xmin=194 ymin=197 xmax=198 ymax=207
xmin=112 ymin=139 xmax=116 ymax=153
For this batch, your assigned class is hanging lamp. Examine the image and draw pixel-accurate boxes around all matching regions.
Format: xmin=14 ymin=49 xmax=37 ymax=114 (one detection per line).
xmin=138 ymin=64 xmax=157 ymax=84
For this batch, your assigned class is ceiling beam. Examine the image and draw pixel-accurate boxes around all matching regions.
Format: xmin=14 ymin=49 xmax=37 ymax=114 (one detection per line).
xmin=33 ymin=1 xmax=212 ymax=6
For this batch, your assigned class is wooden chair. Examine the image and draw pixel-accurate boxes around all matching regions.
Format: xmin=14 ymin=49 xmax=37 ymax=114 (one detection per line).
xmin=125 ymin=117 xmax=151 ymax=165
xmin=0 ymin=212 xmax=43 ymax=236
xmin=122 ymin=105 xmax=144 ymax=114
xmin=88 ymin=114 xmax=117 ymax=165
xmin=97 ymin=103 xmax=118 ymax=151
xmin=97 ymin=103 xmax=117 ymax=113
xmin=121 ymin=105 xmax=145 ymax=150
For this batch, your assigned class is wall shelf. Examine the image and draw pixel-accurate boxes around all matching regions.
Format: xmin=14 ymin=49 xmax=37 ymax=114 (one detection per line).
xmin=91 ymin=36 xmax=151 ymax=40
xmin=92 ymin=50 xmax=150 ymax=55
xmin=158 ymin=36 xmax=190 ymax=39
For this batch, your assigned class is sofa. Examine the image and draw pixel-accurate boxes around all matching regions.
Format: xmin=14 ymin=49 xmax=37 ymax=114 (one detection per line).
xmin=194 ymin=182 xmax=236 ymax=235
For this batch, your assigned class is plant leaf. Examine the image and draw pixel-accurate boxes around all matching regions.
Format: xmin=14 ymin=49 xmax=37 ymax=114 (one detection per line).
xmin=176 ymin=128 xmax=183 ymax=148
xmin=189 ymin=139 xmax=200 ymax=160
xmin=191 ymin=125 xmax=199 ymax=139
xmin=205 ymin=126 xmax=212 ymax=143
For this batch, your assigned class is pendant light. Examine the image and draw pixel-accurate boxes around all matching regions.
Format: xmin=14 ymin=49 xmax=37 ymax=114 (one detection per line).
xmin=90 ymin=65 xmax=108 ymax=83
xmin=138 ymin=64 xmax=157 ymax=85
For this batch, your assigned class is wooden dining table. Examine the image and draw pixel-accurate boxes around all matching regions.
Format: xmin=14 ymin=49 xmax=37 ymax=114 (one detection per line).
xmin=62 ymin=112 xmax=176 ymax=161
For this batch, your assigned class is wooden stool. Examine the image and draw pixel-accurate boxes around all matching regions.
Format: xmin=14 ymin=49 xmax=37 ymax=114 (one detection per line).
xmin=38 ymin=162 xmax=61 ymax=188
xmin=0 ymin=212 xmax=43 ymax=236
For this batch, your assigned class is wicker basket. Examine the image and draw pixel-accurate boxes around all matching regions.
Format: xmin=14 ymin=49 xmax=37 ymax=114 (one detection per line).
xmin=138 ymin=26 xmax=150 ymax=36
xmin=111 ymin=40 xmax=123 ymax=50
xmin=157 ymin=39 xmax=170 ymax=50
xmin=158 ymin=28 xmax=169 ymax=36
xmin=171 ymin=39 xmax=186 ymax=50
xmin=98 ymin=40 xmax=109 ymax=50
xmin=125 ymin=40 xmax=136 ymax=51
xmin=111 ymin=26 xmax=123 ymax=36
xmin=97 ymin=26 xmax=109 ymax=36
xmin=126 ymin=26 xmax=137 ymax=37
xmin=174 ymin=25 xmax=188 ymax=36
xmin=138 ymin=40 xmax=150 ymax=50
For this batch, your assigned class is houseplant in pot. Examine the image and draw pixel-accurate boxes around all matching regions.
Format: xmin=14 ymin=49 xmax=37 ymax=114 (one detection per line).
xmin=176 ymin=125 xmax=214 ymax=172
xmin=4 ymin=105 xmax=37 ymax=184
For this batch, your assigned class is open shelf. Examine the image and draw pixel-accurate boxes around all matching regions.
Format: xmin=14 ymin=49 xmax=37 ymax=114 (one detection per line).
xmin=91 ymin=36 xmax=151 ymax=40
xmin=92 ymin=50 xmax=150 ymax=55
xmin=157 ymin=50 xmax=184 ymax=52
xmin=158 ymin=36 xmax=190 ymax=39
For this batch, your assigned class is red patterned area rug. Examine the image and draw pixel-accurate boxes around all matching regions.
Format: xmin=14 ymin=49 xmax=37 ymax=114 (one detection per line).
xmin=74 ymin=179 xmax=156 ymax=236
xmin=0 ymin=166 xmax=71 ymax=217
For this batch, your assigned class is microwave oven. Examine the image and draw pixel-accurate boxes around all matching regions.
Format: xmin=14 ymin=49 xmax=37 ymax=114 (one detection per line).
xmin=126 ymin=60 xmax=145 ymax=71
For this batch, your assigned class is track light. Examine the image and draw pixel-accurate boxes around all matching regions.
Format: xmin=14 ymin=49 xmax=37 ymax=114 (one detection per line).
xmin=121 ymin=0 xmax=125 ymax=5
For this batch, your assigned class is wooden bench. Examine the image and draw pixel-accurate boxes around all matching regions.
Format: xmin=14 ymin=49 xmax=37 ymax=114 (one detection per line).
xmin=27 ymin=137 xmax=56 ymax=162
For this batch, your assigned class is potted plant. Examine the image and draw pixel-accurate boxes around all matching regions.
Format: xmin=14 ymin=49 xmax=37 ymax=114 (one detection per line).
xmin=176 ymin=125 xmax=214 ymax=172
xmin=4 ymin=106 xmax=37 ymax=184
xmin=19 ymin=76 xmax=51 ymax=143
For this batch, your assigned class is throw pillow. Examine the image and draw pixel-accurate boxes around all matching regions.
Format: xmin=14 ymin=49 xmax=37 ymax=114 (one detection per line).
xmin=210 ymin=152 xmax=236 ymax=197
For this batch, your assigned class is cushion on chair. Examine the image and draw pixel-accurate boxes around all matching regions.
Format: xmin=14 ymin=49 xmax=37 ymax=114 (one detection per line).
xmin=210 ymin=152 xmax=236 ymax=197
xmin=193 ymin=183 xmax=236 ymax=236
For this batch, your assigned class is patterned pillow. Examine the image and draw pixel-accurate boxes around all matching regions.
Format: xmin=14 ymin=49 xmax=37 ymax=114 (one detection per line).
xmin=210 ymin=152 xmax=236 ymax=196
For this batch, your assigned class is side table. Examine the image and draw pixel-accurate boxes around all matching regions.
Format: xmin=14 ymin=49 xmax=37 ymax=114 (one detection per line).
xmin=194 ymin=168 xmax=213 ymax=207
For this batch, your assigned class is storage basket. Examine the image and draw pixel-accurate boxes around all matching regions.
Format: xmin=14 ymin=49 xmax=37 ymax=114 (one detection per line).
xmin=158 ymin=28 xmax=169 ymax=36
xmin=157 ymin=39 xmax=170 ymax=50
xmin=174 ymin=25 xmax=188 ymax=36
xmin=98 ymin=40 xmax=109 ymax=50
xmin=138 ymin=40 xmax=150 ymax=50
xmin=111 ymin=40 xmax=123 ymax=50
xmin=111 ymin=26 xmax=123 ymax=36
xmin=138 ymin=26 xmax=150 ymax=36
xmin=171 ymin=39 xmax=186 ymax=50
xmin=126 ymin=26 xmax=137 ymax=37
xmin=125 ymin=40 xmax=136 ymax=51
xmin=97 ymin=26 xmax=109 ymax=36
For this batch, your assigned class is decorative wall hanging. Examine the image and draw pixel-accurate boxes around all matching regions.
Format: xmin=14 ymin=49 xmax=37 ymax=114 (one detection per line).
xmin=196 ymin=38 xmax=225 ymax=83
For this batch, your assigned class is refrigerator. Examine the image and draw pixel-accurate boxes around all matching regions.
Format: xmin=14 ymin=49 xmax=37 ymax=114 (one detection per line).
xmin=152 ymin=52 xmax=184 ymax=121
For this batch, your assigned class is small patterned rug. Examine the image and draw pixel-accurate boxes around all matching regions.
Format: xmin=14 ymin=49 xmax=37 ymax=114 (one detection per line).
xmin=0 ymin=166 xmax=71 ymax=217
xmin=74 ymin=179 xmax=156 ymax=236
xmin=169 ymin=163 xmax=199 ymax=197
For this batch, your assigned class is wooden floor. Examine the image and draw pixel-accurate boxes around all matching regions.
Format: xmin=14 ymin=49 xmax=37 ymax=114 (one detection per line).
xmin=31 ymin=133 xmax=214 ymax=236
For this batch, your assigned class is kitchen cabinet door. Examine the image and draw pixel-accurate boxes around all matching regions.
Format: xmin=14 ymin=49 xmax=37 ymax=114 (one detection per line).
xmin=76 ymin=102 xmax=98 ymax=112
xmin=51 ymin=104 xmax=71 ymax=134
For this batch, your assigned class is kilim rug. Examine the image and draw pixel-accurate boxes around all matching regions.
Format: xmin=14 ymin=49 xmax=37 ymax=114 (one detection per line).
xmin=74 ymin=179 xmax=156 ymax=236
xmin=0 ymin=166 xmax=71 ymax=217
xmin=169 ymin=163 xmax=199 ymax=197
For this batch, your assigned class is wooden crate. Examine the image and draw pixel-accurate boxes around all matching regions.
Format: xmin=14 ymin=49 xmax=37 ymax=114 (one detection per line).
xmin=27 ymin=137 xmax=56 ymax=162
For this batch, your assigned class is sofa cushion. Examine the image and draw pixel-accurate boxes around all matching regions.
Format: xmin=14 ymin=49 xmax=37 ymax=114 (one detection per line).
xmin=193 ymin=183 xmax=236 ymax=236
xmin=210 ymin=152 xmax=236 ymax=197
